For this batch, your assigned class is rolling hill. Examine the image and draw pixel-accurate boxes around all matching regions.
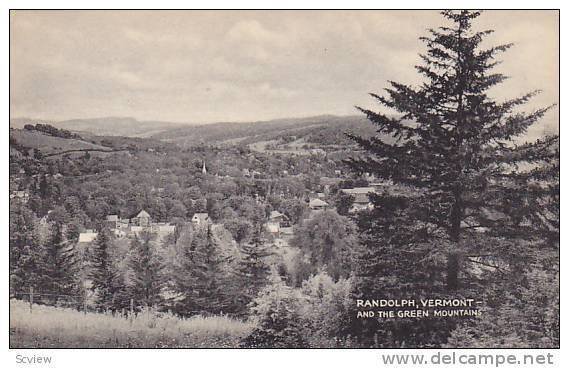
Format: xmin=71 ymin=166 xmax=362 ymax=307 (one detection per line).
xmin=10 ymin=117 xmax=187 ymax=138
xmin=150 ymin=115 xmax=378 ymax=147
xmin=9 ymin=129 xmax=115 ymax=157
xmin=10 ymin=115 xmax=380 ymax=148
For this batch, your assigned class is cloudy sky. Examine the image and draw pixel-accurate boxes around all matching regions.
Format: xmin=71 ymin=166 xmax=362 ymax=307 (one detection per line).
xmin=10 ymin=10 xmax=558 ymax=128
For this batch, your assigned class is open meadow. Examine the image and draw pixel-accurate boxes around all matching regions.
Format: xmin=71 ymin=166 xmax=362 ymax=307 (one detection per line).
xmin=9 ymin=299 xmax=254 ymax=348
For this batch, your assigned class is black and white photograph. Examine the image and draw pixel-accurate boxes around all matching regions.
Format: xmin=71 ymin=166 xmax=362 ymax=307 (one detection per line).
xmin=8 ymin=8 xmax=559 ymax=352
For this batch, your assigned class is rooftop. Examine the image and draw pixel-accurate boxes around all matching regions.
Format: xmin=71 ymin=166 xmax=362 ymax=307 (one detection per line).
xmin=309 ymin=198 xmax=329 ymax=207
xmin=341 ymin=187 xmax=376 ymax=195
xmin=136 ymin=210 xmax=151 ymax=218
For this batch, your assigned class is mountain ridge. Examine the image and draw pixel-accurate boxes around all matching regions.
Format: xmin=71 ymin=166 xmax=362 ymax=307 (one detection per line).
xmin=10 ymin=114 xmax=375 ymax=146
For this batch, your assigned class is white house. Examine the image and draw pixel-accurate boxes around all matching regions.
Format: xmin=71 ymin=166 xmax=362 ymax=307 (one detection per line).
xmin=309 ymin=198 xmax=329 ymax=211
xmin=78 ymin=232 xmax=98 ymax=243
xmin=105 ymin=214 xmax=120 ymax=228
xmin=132 ymin=210 xmax=151 ymax=227
xmin=192 ymin=213 xmax=211 ymax=227
xmin=265 ymin=222 xmax=280 ymax=235
xmin=129 ymin=226 xmax=145 ymax=237
xmin=269 ymin=210 xmax=290 ymax=224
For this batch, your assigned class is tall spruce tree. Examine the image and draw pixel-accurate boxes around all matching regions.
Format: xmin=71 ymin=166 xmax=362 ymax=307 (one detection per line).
xmin=127 ymin=232 xmax=165 ymax=308
xmin=234 ymin=227 xmax=272 ymax=313
xmin=42 ymin=222 xmax=80 ymax=302
xmin=90 ymin=229 xmax=128 ymax=310
xmin=171 ymin=225 xmax=234 ymax=315
xmin=346 ymin=10 xmax=558 ymax=346
xmin=9 ymin=204 xmax=43 ymax=293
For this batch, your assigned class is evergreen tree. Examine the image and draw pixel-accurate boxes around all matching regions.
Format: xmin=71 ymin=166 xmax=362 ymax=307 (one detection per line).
xmin=171 ymin=225 xmax=234 ymax=315
xmin=346 ymin=10 xmax=558 ymax=346
xmin=9 ymin=204 xmax=43 ymax=293
xmin=234 ymin=228 xmax=272 ymax=313
xmin=41 ymin=222 xmax=80 ymax=302
xmin=38 ymin=174 xmax=49 ymax=199
xmin=334 ymin=191 xmax=355 ymax=216
xmin=89 ymin=229 xmax=127 ymax=310
xmin=446 ymin=269 xmax=559 ymax=348
xmin=127 ymin=232 xmax=164 ymax=308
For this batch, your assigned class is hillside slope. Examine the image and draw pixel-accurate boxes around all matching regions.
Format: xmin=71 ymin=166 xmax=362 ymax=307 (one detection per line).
xmin=9 ymin=129 xmax=112 ymax=156
xmin=151 ymin=115 xmax=378 ymax=147
xmin=10 ymin=114 xmax=385 ymax=148
xmin=10 ymin=117 xmax=187 ymax=138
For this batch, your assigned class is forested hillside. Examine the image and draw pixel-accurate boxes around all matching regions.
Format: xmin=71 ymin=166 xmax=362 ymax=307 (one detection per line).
xmin=151 ymin=115 xmax=377 ymax=147
xmin=11 ymin=115 xmax=379 ymax=148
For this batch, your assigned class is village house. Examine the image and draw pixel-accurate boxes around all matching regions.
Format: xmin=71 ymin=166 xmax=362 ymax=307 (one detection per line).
xmin=118 ymin=218 xmax=130 ymax=230
xmin=265 ymin=220 xmax=295 ymax=247
xmin=309 ymin=198 xmax=329 ymax=211
xmin=131 ymin=210 xmax=151 ymax=227
xmin=265 ymin=221 xmax=280 ymax=235
xmin=265 ymin=211 xmax=292 ymax=235
xmin=192 ymin=213 xmax=211 ymax=228
xmin=98 ymin=211 xmax=177 ymax=240
xmin=341 ymin=187 xmax=376 ymax=212
xmin=272 ymin=226 xmax=294 ymax=247
xmin=151 ymin=223 xmax=176 ymax=233
xmin=269 ymin=210 xmax=290 ymax=226
xmin=106 ymin=214 xmax=119 ymax=222
xmin=78 ymin=229 xmax=98 ymax=243
xmin=150 ymin=223 xmax=176 ymax=239
xmin=320 ymin=176 xmax=342 ymax=195
xmin=105 ymin=214 xmax=120 ymax=229
xmin=129 ymin=226 xmax=145 ymax=236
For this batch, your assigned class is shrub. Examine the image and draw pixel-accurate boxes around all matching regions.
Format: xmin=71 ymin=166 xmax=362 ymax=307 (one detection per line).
xmin=298 ymin=272 xmax=353 ymax=347
xmin=241 ymin=271 xmax=307 ymax=348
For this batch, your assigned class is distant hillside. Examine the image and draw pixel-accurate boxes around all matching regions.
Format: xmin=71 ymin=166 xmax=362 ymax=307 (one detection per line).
xmin=10 ymin=118 xmax=55 ymax=129
xmin=151 ymin=115 xmax=378 ymax=147
xmin=12 ymin=110 xmax=556 ymax=147
xmin=10 ymin=117 xmax=187 ymax=138
xmin=11 ymin=115 xmax=380 ymax=147
xmin=9 ymin=129 xmax=113 ymax=157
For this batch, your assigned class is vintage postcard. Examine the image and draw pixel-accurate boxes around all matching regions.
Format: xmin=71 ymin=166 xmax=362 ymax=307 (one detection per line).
xmin=8 ymin=9 xmax=559 ymax=352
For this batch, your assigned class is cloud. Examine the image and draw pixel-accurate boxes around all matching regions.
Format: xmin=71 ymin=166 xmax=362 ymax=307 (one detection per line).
xmin=227 ymin=20 xmax=285 ymax=46
xmin=10 ymin=10 xmax=558 ymax=129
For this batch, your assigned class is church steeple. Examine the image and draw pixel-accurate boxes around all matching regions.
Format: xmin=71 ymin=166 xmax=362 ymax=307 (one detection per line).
xmin=202 ymin=161 xmax=207 ymax=174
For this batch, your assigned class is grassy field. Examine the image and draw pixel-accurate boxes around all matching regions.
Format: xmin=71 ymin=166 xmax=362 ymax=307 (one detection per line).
xmin=9 ymin=299 xmax=254 ymax=348
xmin=10 ymin=129 xmax=111 ymax=155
